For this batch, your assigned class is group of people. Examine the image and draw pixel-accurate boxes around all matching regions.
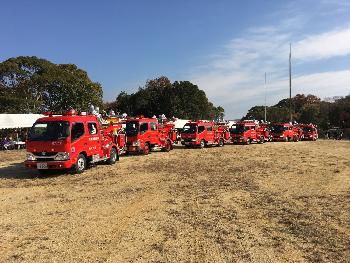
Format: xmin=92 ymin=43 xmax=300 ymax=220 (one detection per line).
xmin=0 ymin=130 xmax=27 ymax=150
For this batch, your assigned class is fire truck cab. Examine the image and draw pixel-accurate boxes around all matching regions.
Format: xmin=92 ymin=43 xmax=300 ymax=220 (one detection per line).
xmin=181 ymin=121 xmax=227 ymax=148
xmin=299 ymin=124 xmax=318 ymax=141
xmin=25 ymin=110 xmax=120 ymax=174
xmin=270 ymin=123 xmax=299 ymax=142
xmin=125 ymin=117 xmax=175 ymax=154
xmin=230 ymin=121 xmax=264 ymax=144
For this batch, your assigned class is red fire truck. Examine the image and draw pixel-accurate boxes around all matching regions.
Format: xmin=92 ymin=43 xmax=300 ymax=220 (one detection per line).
xmin=181 ymin=121 xmax=230 ymax=148
xmin=258 ymin=123 xmax=272 ymax=142
xmin=25 ymin=110 xmax=122 ymax=174
xmin=230 ymin=121 xmax=264 ymax=144
xmin=270 ymin=123 xmax=300 ymax=142
xmin=299 ymin=123 xmax=318 ymax=141
xmin=125 ymin=117 xmax=176 ymax=154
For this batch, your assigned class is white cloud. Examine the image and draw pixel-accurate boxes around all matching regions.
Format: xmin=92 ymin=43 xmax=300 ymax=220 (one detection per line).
xmin=190 ymin=14 xmax=350 ymax=118
xmin=294 ymin=27 xmax=350 ymax=60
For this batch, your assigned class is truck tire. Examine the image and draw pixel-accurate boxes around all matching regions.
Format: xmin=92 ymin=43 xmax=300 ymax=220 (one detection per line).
xmin=218 ymin=138 xmax=224 ymax=147
xmin=143 ymin=143 xmax=150 ymax=155
xmin=162 ymin=140 xmax=171 ymax=152
xmin=200 ymin=140 xmax=205 ymax=148
xmin=284 ymin=137 xmax=288 ymax=142
xmin=246 ymin=139 xmax=250 ymax=145
xmin=72 ymin=154 xmax=86 ymax=174
xmin=107 ymin=147 xmax=118 ymax=165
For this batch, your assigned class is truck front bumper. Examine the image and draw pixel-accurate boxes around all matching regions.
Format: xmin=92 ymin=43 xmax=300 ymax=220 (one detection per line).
xmin=25 ymin=160 xmax=73 ymax=170
xmin=272 ymin=137 xmax=285 ymax=141
xmin=126 ymin=145 xmax=143 ymax=153
xmin=181 ymin=140 xmax=199 ymax=146
xmin=231 ymin=137 xmax=246 ymax=143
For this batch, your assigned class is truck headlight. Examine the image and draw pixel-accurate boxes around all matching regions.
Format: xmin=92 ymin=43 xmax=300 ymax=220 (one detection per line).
xmin=191 ymin=139 xmax=197 ymax=142
xmin=54 ymin=152 xmax=70 ymax=161
xmin=280 ymin=135 xmax=284 ymax=137
xmin=26 ymin=153 xmax=36 ymax=161
xmin=132 ymin=140 xmax=140 ymax=146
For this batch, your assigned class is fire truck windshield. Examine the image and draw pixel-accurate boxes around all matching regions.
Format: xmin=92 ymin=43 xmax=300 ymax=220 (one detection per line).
xmin=28 ymin=121 xmax=70 ymax=141
xmin=230 ymin=125 xmax=245 ymax=134
xmin=271 ymin=125 xmax=286 ymax=133
xmin=125 ymin=121 xmax=139 ymax=136
xmin=182 ymin=124 xmax=197 ymax=133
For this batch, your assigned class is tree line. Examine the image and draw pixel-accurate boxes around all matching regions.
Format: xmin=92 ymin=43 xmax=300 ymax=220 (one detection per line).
xmin=1 ymin=57 xmax=224 ymax=120
xmin=244 ymin=94 xmax=350 ymax=130
xmin=105 ymin=76 xmax=224 ymax=120
xmin=0 ymin=56 xmax=103 ymax=113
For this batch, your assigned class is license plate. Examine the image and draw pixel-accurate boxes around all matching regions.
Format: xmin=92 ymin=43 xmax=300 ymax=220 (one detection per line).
xmin=37 ymin=163 xmax=48 ymax=169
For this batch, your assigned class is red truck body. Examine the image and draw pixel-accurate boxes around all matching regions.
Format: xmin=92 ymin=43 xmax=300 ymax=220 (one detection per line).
xmin=258 ymin=123 xmax=271 ymax=142
xmin=181 ymin=121 xmax=229 ymax=148
xmin=230 ymin=121 xmax=264 ymax=144
xmin=125 ymin=117 xmax=176 ymax=154
xmin=270 ymin=123 xmax=300 ymax=142
xmin=299 ymin=124 xmax=318 ymax=141
xmin=25 ymin=110 xmax=121 ymax=173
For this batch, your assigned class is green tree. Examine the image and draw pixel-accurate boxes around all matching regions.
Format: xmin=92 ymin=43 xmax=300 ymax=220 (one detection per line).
xmin=0 ymin=56 xmax=103 ymax=113
xmin=110 ymin=77 xmax=224 ymax=120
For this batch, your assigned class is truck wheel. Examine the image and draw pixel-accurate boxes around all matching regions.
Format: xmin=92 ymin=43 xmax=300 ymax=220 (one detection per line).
xmin=107 ymin=147 xmax=118 ymax=165
xmin=143 ymin=143 xmax=150 ymax=155
xmin=218 ymin=139 xmax=224 ymax=147
xmin=200 ymin=140 xmax=205 ymax=148
xmin=162 ymin=140 xmax=171 ymax=152
xmin=72 ymin=154 xmax=86 ymax=174
xmin=284 ymin=137 xmax=288 ymax=142
xmin=246 ymin=139 xmax=250 ymax=145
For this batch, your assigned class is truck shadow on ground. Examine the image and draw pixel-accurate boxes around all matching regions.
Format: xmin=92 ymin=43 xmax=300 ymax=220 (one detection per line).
xmin=0 ymin=162 xmax=66 ymax=179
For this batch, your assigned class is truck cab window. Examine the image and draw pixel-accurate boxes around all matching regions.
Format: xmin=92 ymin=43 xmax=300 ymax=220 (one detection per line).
xmin=150 ymin=122 xmax=157 ymax=131
xmin=88 ymin=122 xmax=98 ymax=135
xmin=207 ymin=126 xmax=213 ymax=131
xmin=198 ymin=126 xmax=205 ymax=133
xmin=72 ymin=122 xmax=85 ymax=141
xmin=140 ymin=123 xmax=148 ymax=134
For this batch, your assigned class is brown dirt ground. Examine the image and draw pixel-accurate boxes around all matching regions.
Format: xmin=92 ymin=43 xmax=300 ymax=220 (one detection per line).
xmin=0 ymin=140 xmax=349 ymax=263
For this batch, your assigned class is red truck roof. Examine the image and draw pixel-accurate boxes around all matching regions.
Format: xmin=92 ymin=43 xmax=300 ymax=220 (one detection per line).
xmin=35 ymin=114 xmax=99 ymax=123
xmin=126 ymin=117 xmax=158 ymax=123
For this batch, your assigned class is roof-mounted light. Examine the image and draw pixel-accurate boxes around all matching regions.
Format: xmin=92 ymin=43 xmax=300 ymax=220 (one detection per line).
xmin=64 ymin=109 xmax=77 ymax=116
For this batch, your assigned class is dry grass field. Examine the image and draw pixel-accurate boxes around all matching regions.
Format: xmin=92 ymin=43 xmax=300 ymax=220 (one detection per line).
xmin=0 ymin=140 xmax=349 ymax=263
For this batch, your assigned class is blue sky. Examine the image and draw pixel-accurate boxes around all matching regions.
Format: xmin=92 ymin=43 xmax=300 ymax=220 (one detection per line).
xmin=1 ymin=0 xmax=350 ymax=118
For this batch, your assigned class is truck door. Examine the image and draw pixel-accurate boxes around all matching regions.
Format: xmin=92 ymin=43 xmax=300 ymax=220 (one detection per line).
xmin=206 ymin=125 xmax=214 ymax=143
xmin=87 ymin=122 xmax=101 ymax=158
xmin=149 ymin=121 xmax=159 ymax=145
xmin=71 ymin=122 xmax=86 ymax=160
xmin=139 ymin=122 xmax=149 ymax=146
xmin=250 ymin=125 xmax=256 ymax=140
xmin=198 ymin=126 xmax=205 ymax=141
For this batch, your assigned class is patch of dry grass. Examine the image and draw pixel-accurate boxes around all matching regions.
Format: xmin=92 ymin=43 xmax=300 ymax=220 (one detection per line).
xmin=0 ymin=140 xmax=349 ymax=262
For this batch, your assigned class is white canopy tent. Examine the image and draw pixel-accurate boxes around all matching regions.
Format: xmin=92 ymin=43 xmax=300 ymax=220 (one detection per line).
xmin=172 ymin=119 xmax=190 ymax=129
xmin=0 ymin=114 xmax=43 ymax=129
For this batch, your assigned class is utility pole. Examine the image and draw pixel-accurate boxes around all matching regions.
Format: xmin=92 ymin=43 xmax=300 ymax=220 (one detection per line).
xmin=264 ymin=72 xmax=267 ymax=122
xmin=289 ymin=43 xmax=292 ymax=123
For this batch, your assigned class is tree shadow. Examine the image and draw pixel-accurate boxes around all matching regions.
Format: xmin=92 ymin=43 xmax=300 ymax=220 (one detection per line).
xmin=0 ymin=162 xmax=66 ymax=179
